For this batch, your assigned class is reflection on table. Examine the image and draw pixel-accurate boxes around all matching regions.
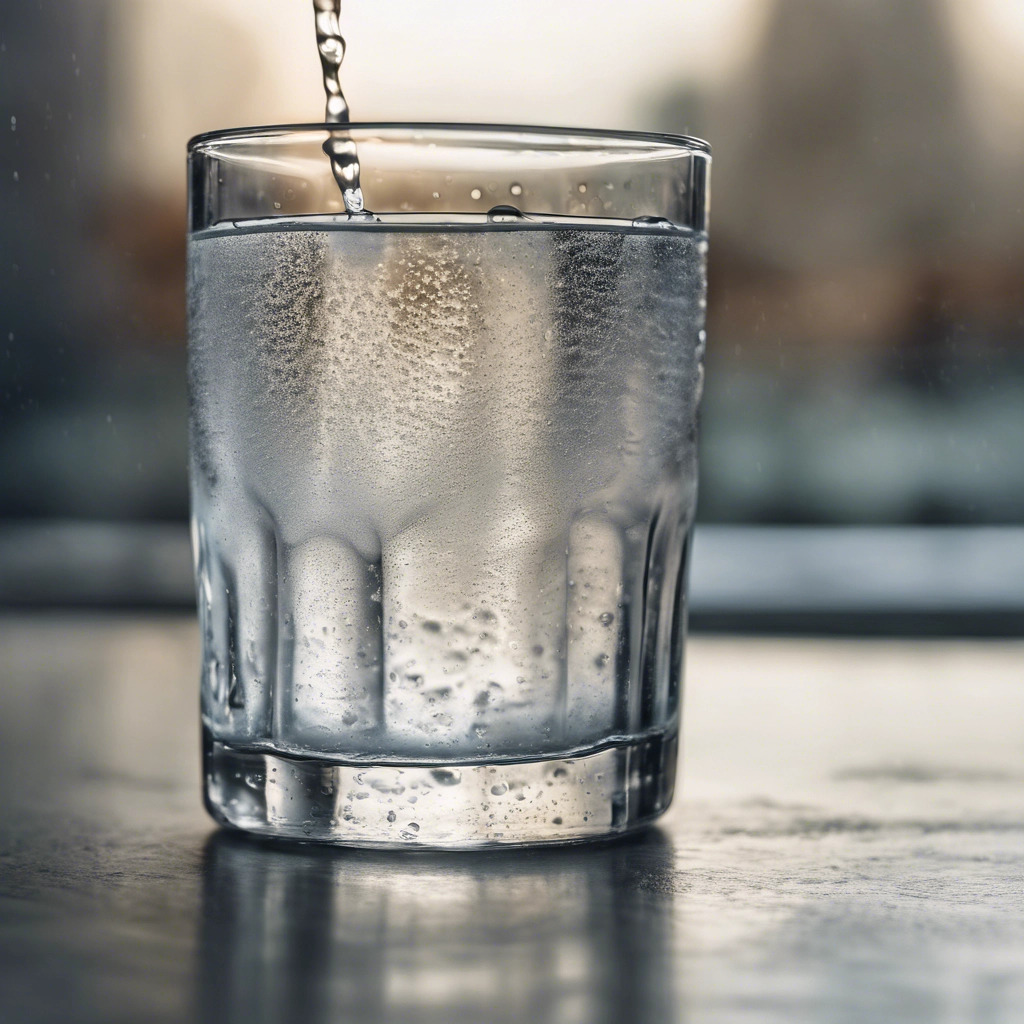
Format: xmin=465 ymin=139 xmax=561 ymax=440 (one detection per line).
xmin=199 ymin=830 xmax=676 ymax=1024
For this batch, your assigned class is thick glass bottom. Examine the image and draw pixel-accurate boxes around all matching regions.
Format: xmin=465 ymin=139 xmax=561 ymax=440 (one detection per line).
xmin=203 ymin=728 xmax=677 ymax=849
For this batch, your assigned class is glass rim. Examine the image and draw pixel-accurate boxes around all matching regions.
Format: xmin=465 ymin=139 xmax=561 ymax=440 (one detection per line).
xmin=187 ymin=121 xmax=711 ymax=156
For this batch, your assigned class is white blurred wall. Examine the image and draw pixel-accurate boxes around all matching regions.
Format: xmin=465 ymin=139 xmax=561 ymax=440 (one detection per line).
xmin=107 ymin=0 xmax=766 ymax=193
xmin=107 ymin=0 xmax=1024 ymax=208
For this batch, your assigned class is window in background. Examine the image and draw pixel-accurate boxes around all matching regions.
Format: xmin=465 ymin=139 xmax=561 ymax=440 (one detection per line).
xmin=1 ymin=0 xmax=1022 ymax=624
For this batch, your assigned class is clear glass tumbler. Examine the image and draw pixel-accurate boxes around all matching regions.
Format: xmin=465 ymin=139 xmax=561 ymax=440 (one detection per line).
xmin=188 ymin=124 xmax=710 ymax=847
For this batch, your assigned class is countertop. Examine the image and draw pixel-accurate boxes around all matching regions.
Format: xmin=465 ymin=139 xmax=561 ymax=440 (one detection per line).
xmin=1 ymin=615 xmax=1023 ymax=1023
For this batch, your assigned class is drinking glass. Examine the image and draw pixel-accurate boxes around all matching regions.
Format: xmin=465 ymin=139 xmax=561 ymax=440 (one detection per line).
xmin=188 ymin=123 xmax=710 ymax=847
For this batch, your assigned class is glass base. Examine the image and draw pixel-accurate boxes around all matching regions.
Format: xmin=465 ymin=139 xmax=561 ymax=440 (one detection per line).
xmin=203 ymin=728 xmax=677 ymax=849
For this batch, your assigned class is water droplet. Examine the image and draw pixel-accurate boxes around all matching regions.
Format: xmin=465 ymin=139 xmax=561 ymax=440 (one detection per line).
xmin=594 ymin=653 xmax=610 ymax=669
xmin=632 ymin=215 xmax=675 ymax=230
xmin=509 ymin=183 xmax=523 ymax=197
xmin=552 ymin=816 xmax=563 ymax=825
xmin=9 ymin=116 xmax=15 ymax=131
xmin=431 ymin=768 xmax=462 ymax=786
xmin=432 ymin=191 xmax=440 ymax=199
xmin=407 ymin=822 xmax=420 ymax=831
xmin=398 ymin=620 xmax=407 ymax=628
xmin=341 ymin=710 xmax=358 ymax=725
xmin=486 ymin=204 xmax=525 ymax=223
xmin=470 ymin=187 xmax=482 ymax=200
xmin=490 ymin=782 xmax=508 ymax=796
xmin=577 ymin=183 xmax=587 ymax=193
xmin=387 ymin=810 xmax=397 ymax=823
xmin=598 ymin=612 xmax=615 ymax=627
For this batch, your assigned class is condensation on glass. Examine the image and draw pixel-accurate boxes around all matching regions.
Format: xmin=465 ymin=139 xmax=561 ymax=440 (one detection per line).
xmin=187 ymin=124 xmax=710 ymax=847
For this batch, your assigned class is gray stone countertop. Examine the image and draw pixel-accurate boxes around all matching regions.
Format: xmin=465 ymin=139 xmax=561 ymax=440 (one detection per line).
xmin=1 ymin=615 xmax=1022 ymax=1023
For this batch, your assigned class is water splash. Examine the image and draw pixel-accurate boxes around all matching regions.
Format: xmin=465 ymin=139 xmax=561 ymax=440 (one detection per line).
xmin=313 ymin=0 xmax=366 ymax=215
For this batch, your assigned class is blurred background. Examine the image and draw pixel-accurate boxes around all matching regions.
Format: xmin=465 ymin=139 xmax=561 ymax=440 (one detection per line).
xmin=1 ymin=0 xmax=1022 ymax=629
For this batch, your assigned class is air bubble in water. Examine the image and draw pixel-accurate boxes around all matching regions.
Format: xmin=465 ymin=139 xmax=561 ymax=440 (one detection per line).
xmin=509 ymin=183 xmax=523 ymax=197
xmin=470 ymin=188 xmax=483 ymax=201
